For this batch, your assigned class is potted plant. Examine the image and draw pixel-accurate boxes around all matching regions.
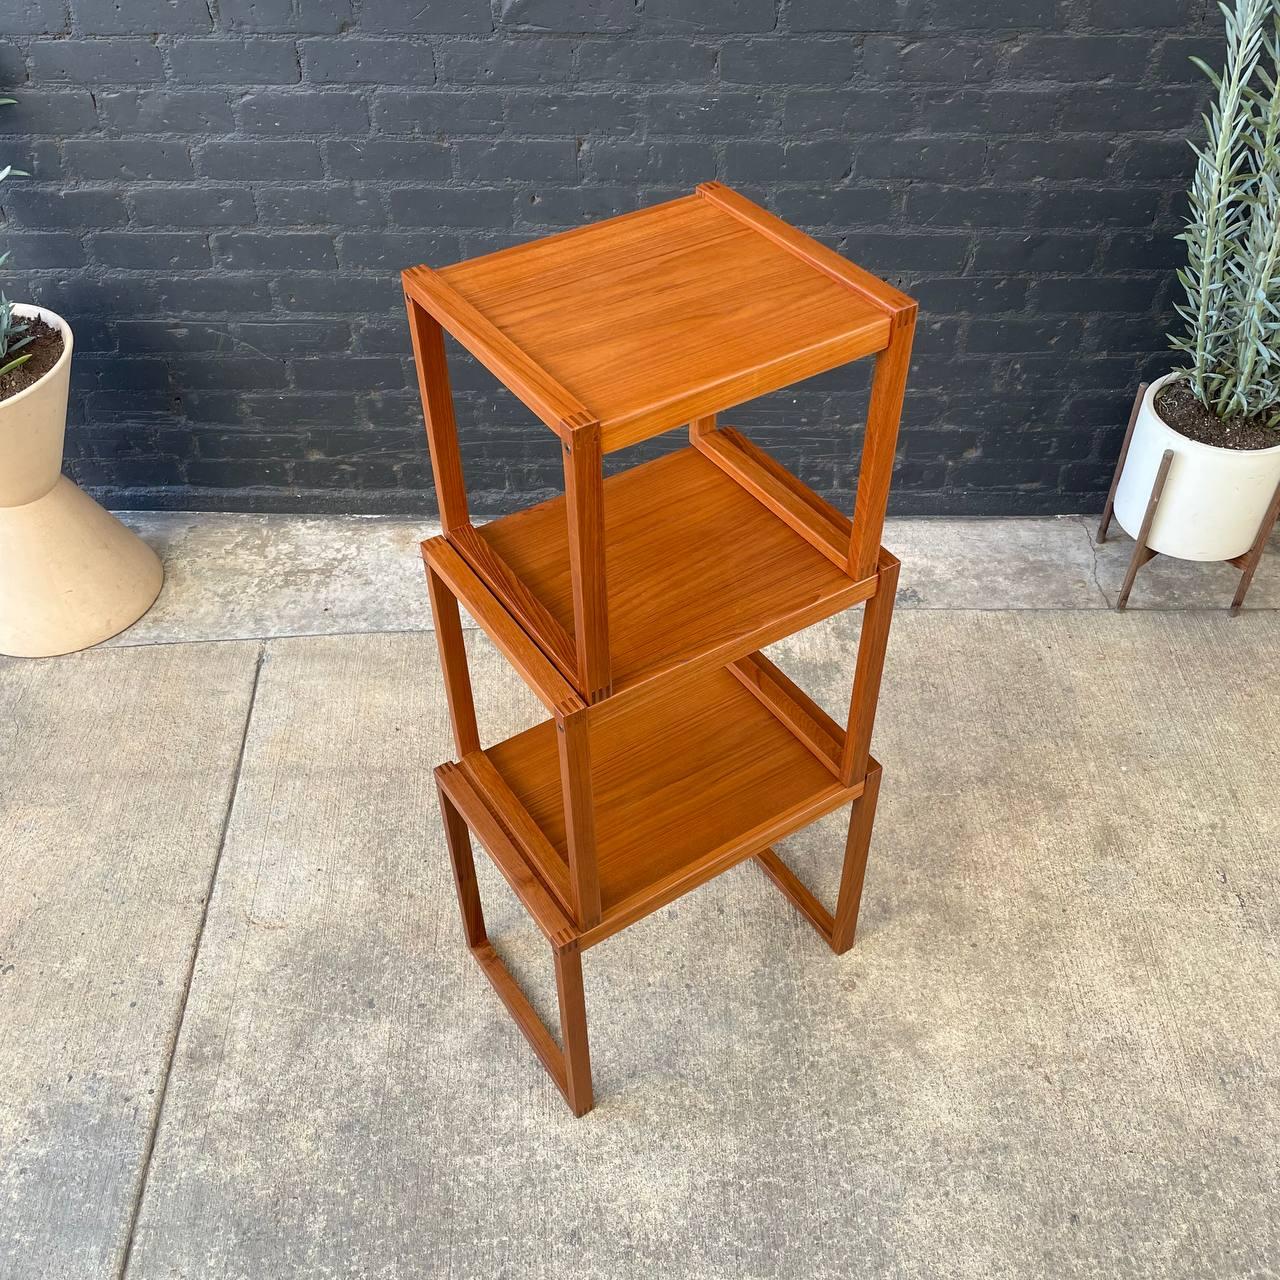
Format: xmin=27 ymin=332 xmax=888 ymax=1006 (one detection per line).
xmin=0 ymin=95 xmax=163 ymax=658
xmin=1111 ymin=0 xmax=1280 ymax=569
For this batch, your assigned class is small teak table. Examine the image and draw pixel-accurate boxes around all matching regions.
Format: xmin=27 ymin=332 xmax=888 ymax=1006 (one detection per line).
xmin=404 ymin=182 xmax=917 ymax=1116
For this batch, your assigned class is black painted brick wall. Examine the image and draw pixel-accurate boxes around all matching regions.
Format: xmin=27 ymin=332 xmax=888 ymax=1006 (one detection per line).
xmin=1 ymin=0 xmax=1216 ymax=516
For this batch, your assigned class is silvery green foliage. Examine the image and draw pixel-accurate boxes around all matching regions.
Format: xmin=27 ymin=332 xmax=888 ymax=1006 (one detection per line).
xmin=1173 ymin=0 xmax=1280 ymax=425
xmin=0 ymin=94 xmax=33 ymax=379
xmin=0 ymin=292 xmax=31 ymax=379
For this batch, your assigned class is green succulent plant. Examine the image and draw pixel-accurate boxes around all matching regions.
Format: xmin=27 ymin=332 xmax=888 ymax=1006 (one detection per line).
xmin=0 ymin=94 xmax=32 ymax=381
xmin=1173 ymin=0 xmax=1280 ymax=426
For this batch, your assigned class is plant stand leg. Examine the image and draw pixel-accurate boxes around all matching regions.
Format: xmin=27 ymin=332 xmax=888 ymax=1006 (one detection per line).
xmin=1230 ymin=477 xmax=1280 ymax=614
xmin=436 ymin=777 xmax=595 ymax=1117
xmin=1116 ymin=448 xmax=1174 ymax=611
xmin=1098 ymin=383 xmax=1147 ymax=545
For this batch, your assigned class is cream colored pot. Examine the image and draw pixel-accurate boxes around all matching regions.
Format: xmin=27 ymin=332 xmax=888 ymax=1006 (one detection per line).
xmin=1114 ymin=372 xmax=1280 ymax=562
xmin=0 ymin=304 xmax=163 ymax=657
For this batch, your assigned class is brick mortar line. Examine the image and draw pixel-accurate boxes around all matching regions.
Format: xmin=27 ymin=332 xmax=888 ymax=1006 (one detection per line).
xmin=1 ymin=1 xmax=1222 ymax=512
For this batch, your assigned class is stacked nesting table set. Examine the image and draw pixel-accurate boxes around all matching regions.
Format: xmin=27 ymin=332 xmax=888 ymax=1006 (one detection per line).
xmin=403 ymin=183 xmax=916 ymax=1116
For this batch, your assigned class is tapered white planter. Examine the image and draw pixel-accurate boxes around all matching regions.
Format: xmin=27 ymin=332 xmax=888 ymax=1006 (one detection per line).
xmin=1114 ymin=372 xmax=1280 ymax=562
xmin=0 ymin=304 xmax=163 ymax=658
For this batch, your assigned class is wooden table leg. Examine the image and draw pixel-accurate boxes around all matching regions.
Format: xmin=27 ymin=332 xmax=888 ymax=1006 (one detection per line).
xmin=829 ymin=760 xmax=883 ymax=955
xmin=753 ymin=757 xmax=885 ymax=956
xmin=841 ymin=550 xmax=899 ymax=787
xmin=554 ymin=944 xmax=594 ymax=1117
xmin=437 ymin=778 xmax=487 ymax=950
xmin=426 ymin=562 xmax=481 ymax=758
xmin=1117 ymin=448 xmax=1173 ymax=610
xmin=563 ymin=420 xmax=611 ymax=702
xmin=436 ymin=776 xmax=595 ymax=1116
xmin=1098 ymin=383 xmax=1147 ymax=545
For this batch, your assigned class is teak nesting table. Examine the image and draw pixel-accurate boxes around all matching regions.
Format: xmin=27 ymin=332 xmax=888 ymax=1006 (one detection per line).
xmin=403 ymin=182 xmax=916 ymax=1116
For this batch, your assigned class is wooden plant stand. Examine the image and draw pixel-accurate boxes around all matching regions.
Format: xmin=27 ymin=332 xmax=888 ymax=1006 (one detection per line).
xmin=1099 ymin=382 xmax=1280 ymax=611
xmin=404 ymin=183 xmax=916 ymax=1116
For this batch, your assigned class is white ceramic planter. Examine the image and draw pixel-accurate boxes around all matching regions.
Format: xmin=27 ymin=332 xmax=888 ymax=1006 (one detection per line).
xmin=1113 ymin=371 xmax=1280 ymax=562
xmin=0 ymin=304 xmax=163 ymax=657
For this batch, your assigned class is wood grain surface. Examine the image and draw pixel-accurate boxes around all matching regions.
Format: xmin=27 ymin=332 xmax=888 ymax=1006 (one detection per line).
xmin=476 ymin=445 xmax=874 ymax=697
xmin=425 ymin=190 xmax=892 ymax=449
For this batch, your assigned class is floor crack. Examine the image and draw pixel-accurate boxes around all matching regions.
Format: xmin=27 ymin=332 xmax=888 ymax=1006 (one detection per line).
xmin=1076 ymin=513 xmax=1113 ymax=607
xmin=115 ymin=638 xmax=267 ymax=1279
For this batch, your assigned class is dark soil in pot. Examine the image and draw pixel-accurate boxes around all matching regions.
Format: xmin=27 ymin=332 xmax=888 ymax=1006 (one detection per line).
xmin=1155 ymin=378 xmax=1280 ymax=451
xmin=0 ymin=319 xmax=65 ymax=405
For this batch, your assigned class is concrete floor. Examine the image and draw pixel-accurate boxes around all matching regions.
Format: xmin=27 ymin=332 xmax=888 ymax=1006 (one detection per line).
xmin=2 ymin=514 xmax=1279 ymax=1279
xmin=102 ymin=510 xmax=1280 ymax=645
